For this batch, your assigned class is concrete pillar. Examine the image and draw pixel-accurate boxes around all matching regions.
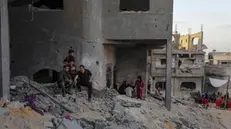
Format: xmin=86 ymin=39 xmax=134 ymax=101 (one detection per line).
xmin=165 ymin=40 xmax=172 ymax=111
xmin=81 ymin=0 xmax=105 ymax=90
xmin=0 ymin=0 xmax=10 ymax=99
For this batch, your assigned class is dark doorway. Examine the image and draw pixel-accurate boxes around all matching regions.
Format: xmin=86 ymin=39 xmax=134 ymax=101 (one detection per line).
xmin=106 ymin=66 xmax=112 ymax=88
xmin=180 ymin=82 xmax=196 ymax=91
xmin=33 ymin=69 xmax=58 ymax=83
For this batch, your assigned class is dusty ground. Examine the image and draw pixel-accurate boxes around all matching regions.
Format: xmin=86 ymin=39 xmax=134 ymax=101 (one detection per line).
xmin=1 ymin=76 xmax=231 ymax=129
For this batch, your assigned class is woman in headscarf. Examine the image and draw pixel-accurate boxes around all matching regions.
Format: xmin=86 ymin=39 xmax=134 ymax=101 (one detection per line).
xmin=135 ymin=76 xmax=144 ymax=100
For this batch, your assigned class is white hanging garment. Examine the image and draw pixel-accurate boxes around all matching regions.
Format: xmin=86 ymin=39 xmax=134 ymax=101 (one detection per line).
xmin=209 ymin=78 xmax=228 ymax=87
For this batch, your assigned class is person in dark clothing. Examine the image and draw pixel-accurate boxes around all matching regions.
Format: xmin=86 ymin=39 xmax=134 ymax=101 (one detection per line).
xmin=118 ymin=81 xmax=128 ymax=94
xmin=58 ymin=65 xmax=72 ymax=97
xmin=76 ymin=65 xmax=93 ymax=102
xmin=210 ymin=93 xmax=216 ymax=103
xmin=63 ymin=49 xmax=75 ymax=63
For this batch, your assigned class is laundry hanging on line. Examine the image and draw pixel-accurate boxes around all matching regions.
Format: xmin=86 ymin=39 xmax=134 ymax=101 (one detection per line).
xmin=209 ymin=78 xmax=228 ymax=88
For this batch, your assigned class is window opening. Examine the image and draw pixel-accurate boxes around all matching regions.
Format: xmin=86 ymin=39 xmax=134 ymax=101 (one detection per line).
xmin=180 ymin=82 xmax=196 ymax=91
xmin=120 ymin=0 xmax=150 ymax=12
xmin=9 ymin=0 xmax=63 ymax=10
xmin=160 ymin=59 xmax=166 ymax=65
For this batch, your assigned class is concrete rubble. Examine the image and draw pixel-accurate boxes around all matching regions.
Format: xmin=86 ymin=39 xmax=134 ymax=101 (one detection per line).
xmin=0 ymin=76 xmax=229 ymax=129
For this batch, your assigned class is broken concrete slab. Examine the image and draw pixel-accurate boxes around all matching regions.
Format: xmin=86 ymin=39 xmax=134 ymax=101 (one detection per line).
xmin=63 ymin=119 xmax=83 ymax=129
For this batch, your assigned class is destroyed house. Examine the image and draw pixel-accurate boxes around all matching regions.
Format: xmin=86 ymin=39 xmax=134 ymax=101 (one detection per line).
xmin=0 ymin=0 xmax=173 ymax=98
xmin=149 ymin=49 xmax=205 ymax=95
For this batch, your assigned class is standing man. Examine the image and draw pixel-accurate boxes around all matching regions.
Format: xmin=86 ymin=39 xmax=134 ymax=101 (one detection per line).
xmin=76 ymin=65 xmax=93 ymax=102
xmin=58 ymin=65 xmax=72 ymax=97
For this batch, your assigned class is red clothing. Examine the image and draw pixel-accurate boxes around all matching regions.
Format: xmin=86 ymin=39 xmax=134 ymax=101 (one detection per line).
xmin=202 ymin=98 xmax=209 ymax=107
xmin=64 ymin=55 xmax=75 ymax=62
xmin=136 ymin=80 xmax=144 ymax=99
xmin=227 ymin=102 xmax=231 ymax=109
xmin=215 ymin=98 xmax=223 ymax=108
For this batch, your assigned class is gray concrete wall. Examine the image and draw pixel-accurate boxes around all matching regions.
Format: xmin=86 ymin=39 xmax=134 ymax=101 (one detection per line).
xmin=9 ymin=0 xmax=107 ymax=90
xmin=9 ymin=5 xmax=82 ymax=76
xmin=176 ymin=54 xmax=205 ymax=77
xmin=151 ymin=54 xmax=176 ymax=76
xmin=116 ymin=45 xmax=147 ymax=85
xmin=9 ymin=0 xmax=173 ymax=90
xmin=102 ymin=0 xmax=173 ymax=39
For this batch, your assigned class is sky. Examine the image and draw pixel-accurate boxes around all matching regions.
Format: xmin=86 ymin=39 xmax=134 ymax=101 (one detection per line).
xmin=173 ymin=0 xmax=231 ymax=53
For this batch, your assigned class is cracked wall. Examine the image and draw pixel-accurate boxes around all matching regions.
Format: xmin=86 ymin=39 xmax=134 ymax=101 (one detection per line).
xmin=9 ymin=0 xmax=173 ymax=90
xmin=9 ymin=4 xmax=82 ymax=76
xmin=150 ymin=50 xmax=205 ymax=93
xmin=102 ymin=0 xmax=173 ymax=39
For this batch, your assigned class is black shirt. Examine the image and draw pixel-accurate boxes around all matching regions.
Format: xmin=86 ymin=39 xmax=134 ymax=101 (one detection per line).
xmin=77 ymin=69 xmax=92 ymax=84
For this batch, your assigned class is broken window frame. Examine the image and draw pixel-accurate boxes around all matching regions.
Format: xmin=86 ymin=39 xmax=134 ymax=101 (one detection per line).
xmin=160 ymin=59 xmax=166 ymax=65
xmin=180 ymin=82 xmax=196 ymax=91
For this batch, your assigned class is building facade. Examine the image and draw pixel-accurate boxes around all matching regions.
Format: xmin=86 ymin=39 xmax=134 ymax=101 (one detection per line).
xmin=149 ymin=49 xmax=205 ymax=95
xmin=0 ymin=0 xmax=173 ymax=97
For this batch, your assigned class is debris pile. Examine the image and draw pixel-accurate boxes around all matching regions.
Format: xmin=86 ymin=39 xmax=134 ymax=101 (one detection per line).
xmin=0 ymin=76 xmax=230 ymax=129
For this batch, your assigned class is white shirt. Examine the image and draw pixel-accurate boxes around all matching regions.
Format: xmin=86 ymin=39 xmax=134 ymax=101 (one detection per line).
xmin=125 ymin=87 xmax=133 ymax=97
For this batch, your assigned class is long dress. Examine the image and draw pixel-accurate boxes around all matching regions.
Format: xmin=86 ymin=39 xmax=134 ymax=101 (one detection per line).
xmin=135 ymin=80 xmax=144 ymax=99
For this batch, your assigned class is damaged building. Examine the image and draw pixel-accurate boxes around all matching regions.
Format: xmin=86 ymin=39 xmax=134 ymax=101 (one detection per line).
xmin=149 ymin=49 xmax=205 ymax=94
xmin=148 ymin=29 xmax=206 ymax=95
xmin=0 ymin=0 xmax=173 ymax=98
xmin=205 ymin=51 xmax=231 ymax=93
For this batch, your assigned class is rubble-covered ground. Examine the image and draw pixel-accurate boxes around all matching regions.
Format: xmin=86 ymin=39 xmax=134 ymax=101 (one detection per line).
xmin=0 ymin=76 xmax=231 ymax=129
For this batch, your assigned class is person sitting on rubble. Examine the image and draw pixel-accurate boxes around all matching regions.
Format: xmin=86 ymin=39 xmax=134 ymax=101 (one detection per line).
xmin=202 ymin=95 xmax=209 ymax=109
xmin=125 ymin=84 xmax=134 ymax=98
xmin=135 ymin=76 xmax=144 ymax=100
xmin=154 ymin=86 xmax=162 ymax=96
xmin=76 ymin=65 xmax=93 ymax=102
xmin=68 ymin=59 xmax=76 ymax=68
xmin=118 ymin=81 xmax=128 ymax=95
xmin=70 ymin=65 xmax=78 ymax=90
xmin=216 ymin=96 xmax=224 ymax=109
xmin=63 ymin=49 xmax=75 ymax=63
xmin=58 ymin=65 xmax=72 ymax=97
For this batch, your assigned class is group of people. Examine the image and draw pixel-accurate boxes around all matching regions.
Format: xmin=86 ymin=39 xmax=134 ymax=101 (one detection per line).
xmin=58 ymin=49 xmax=93 ymax=102
xmin=117 ymin=76 xmax=145 ymax=100
xmin=201 ymin=92 xmax=231 ymax=109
